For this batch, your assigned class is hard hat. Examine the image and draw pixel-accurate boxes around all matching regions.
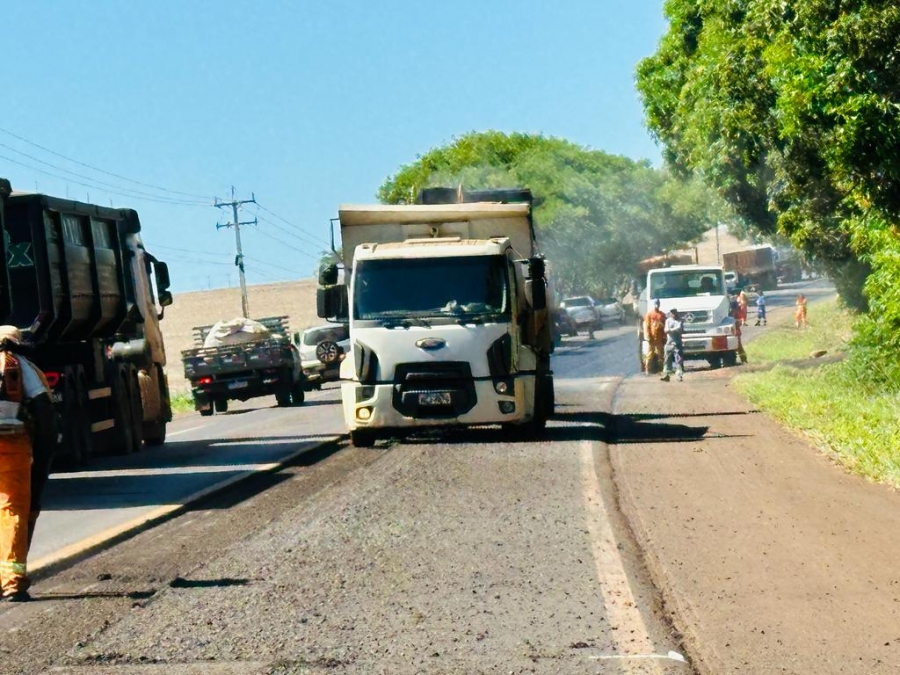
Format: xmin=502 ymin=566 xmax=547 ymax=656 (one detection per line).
xmin=0 ymin=326 xmax=22 ymax=344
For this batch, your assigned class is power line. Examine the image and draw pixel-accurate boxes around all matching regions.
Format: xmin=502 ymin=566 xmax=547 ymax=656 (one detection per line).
xmin=255 ymin=203 xmax=331 ymax=247
xmin=0 ymin=125 xmax=214 ymax=201
xmin=254 ymin=212 xmax=330 ymax=250
xmin=250 ymin=226 xmax=321 ymax=261
xmin=0 ymin=152 xmax=211 ymax=207
xmin=150 ymin=243 xmax=299 ymax=278
xmin=0 ymin=141 xmax=208 ymax=205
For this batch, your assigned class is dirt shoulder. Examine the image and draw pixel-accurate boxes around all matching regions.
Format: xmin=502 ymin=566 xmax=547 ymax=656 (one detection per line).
xmin=611 ymin=370 xmax=900 ymax=674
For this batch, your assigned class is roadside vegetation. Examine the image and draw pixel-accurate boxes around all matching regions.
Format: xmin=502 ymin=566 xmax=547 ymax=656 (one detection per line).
xmin=169 ymin=391 xmax=194 ymax=415
xmin=637 ymin=1 xmax=900 ymax=389
xmin=735 ymin=299 xmax=900 ymax=487
xmin=379 ymin=131 xmax=729 ymax=297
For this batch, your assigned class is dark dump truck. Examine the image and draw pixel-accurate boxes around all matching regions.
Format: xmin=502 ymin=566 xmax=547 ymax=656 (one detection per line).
xmin=722 ymin=246 xmax=778 ymax=290
xmin=0 ymin=178 xmax=174 ymax=464
xmin=181 ymin=316 xmax=306 ymax=416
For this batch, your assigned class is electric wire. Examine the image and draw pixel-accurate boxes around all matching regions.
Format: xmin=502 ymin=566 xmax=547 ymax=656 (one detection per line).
xmin=254 ymin=203 xmax=331 ymax=247
xmin=0 ymin=125 xmax=214 ymax=201
xmin=0 ymin=153 xmax=212 ymax=207
xmin=249 ymin=226 xmax=322 ymax=261
xmin=0 ymin=141 xmax=209 ymax=205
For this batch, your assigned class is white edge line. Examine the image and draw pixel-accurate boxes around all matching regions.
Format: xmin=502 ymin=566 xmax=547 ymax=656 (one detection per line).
xmin=166 ymin=424 xmax=209 ymax=438
xmin=591 ymin=651 xmax=687 ymax=662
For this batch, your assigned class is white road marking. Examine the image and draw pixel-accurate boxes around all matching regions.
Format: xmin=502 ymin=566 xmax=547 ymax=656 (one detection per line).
xmin=591 ymin=651 xmax=687 ymax=662
xmin=167 ymin=424 xmax=208 ymax=438
xmin=581 ymin=439 xmax=674 ymax=673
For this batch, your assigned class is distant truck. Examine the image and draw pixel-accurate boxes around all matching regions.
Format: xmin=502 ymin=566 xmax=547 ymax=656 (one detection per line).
xmin=317 ymin=187 xmax=555 ymax=447
xmin=722 ymin=246 xmax=777 ymax=290
xmin=0 ymin=179 xmax=174 ymax=463
xmin=181 ymin=316 xmax=307 ymax=415
xmin=637 ymin=265 xmax=740 ymax=370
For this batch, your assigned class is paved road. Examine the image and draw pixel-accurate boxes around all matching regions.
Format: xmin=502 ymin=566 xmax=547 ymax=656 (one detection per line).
xmin=31 ymin=387 xmax=345 ymax=568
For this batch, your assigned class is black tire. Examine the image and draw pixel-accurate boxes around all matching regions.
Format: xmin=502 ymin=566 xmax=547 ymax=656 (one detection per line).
xmin=111 ymin=372 xmax=135 ymax=455
xmin=128 ymin=370 xmax=144 ymax=453
xmin=708 ymin=356 xmax=723 ymax=370
xmin=351 ymin=429 xmax=376 ymax=448
xmin=144 ymin=419 xmax=167 ymax=446
xmin=316 ymin=340 xmax=341 ymax=365
xmin=722 ymin=351 xmax=738 ymax=367
xmin=63 ymin=372 xmax=92 ymax=467
xmin=291 ymin=384 xmax=305 ymax=406
xmin=199 ymin=407 xmax=214 ymax=417
xmin=275 ymin=390 xmax=292 ymax=407
xmin=214 ymin=398 xmax=228 ymax=413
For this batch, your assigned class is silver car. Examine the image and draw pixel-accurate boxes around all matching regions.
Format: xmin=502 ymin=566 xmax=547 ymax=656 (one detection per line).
xmin=594 ymin=297 xmax=626 ymax=325
xmin=297 ymin=324 xmax=350 ymax=386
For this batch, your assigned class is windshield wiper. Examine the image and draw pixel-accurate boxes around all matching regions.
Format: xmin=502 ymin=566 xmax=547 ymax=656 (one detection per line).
xmin=380 ymin=316 xmax=432 ymax=329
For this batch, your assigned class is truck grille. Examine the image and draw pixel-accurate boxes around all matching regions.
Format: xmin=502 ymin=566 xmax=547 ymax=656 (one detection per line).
xmin=681 ymin=310 xmax=711 ymax=325
xmin=392 ymin=362 xmax=476 ymax=419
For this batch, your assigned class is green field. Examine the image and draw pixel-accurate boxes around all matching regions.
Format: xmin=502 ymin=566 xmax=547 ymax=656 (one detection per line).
xmin=735 ymin=298 xmax=900 ymax=487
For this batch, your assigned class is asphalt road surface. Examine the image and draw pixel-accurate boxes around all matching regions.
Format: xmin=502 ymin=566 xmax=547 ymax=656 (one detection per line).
xmin=8 ymin=278 xmax=894 ymax=675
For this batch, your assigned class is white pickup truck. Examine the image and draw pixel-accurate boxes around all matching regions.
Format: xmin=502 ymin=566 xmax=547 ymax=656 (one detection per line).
xmin=637 ymin=265 xmax=739 ymax=369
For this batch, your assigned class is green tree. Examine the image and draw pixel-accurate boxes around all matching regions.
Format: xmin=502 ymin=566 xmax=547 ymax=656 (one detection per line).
xmin=379 ymin=131 xmax=722 ymax=298
xmin=636 ymin=0 xmax=900 ymax=383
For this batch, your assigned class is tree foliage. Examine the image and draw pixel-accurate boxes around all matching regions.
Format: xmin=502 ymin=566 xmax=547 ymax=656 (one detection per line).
xmin=379 ymin=131 xmax=723 ymax=297
xmin=637 ymin=0 xmax=900 ymax=384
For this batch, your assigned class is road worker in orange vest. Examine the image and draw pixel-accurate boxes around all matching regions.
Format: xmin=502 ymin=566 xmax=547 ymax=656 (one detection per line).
xmin=0 ymin=326 xmax=52 ymax=602
xmin=643 ymin=298 xmax=667 ymax=374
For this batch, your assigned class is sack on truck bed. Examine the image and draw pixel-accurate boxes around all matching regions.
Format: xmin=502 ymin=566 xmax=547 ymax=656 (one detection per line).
xmin=202 ymin=318 xmax=273 ymax=349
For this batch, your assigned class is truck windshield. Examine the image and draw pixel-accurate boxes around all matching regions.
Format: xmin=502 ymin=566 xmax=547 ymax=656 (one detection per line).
xmin=649 ymin=270 xmax=724 ymax=299
xmin=354 ymin=255 xmax=510 ymax=322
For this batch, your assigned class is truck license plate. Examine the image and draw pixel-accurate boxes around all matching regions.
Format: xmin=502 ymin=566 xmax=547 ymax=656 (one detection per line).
xmin=418 ymin=392 xmax=452 ymax=406
xmin=227 ymin=380 xmax=249 ymax=390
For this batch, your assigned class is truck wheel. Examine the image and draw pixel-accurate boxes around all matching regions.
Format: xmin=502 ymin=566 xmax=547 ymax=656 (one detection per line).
xmin=214 ymin=398 xmax=229 ymax=413
xmin=63 ymin=372 xmax=93 ymax=467
xmin=144 ymin=420 xmax=167 ymax=446
xmin=351 ymin=429 xmax=376 ymax=448
xmin=722 ymin=351 xmax=738 ymax=367
xmin=275 ymin=390 xmax=292 ymax=407
xmin=291 ymin=385 xmax=305 ymax=406
xmin=111 ymin=372 xmax=136 ymax=455
xmin=707 ymin=356 xmax=723 ymax=370
xmin=128 ymin=369 xmax=144 ymax=453
xmin=199 ymin=407 xmax=214 ymax=417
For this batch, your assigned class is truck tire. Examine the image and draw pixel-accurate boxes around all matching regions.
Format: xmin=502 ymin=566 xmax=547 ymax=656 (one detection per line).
xmin=128 ymin=368 xmax=144 ymax=453
xmin=139 ymin=366 xmax=167 ymax=446
xmin=291 ymin=384 xmax=305 ymax=406
xmin=722 ymin=351 xmax=738 ymax=367
xmin=63 ymin=370 xmax=92 ymax=466
xmin=200 ymin=407 xmax=214 ymax=417
xmin=275 ymin=390 xmax=292 ymax=407
xmin=351 ymin=429 xmax=376 ymax=448
xmin=111 ymin=370 xmax=136 ymax=455
xmin=214 ymin=398 xmax=229 ymax=413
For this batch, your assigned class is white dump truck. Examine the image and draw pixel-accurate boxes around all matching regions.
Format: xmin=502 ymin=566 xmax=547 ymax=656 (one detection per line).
xmin=317 ymin=187 xmax=555 ymax=447
xmin=637 ymin=264 xmax=739 ymax=369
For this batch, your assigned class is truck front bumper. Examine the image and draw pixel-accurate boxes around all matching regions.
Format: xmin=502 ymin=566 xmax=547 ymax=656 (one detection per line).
xmin=682 ymin=334 xmax=739 ymax=359
xmin=341 ymin=377 xmax=535 ymax=432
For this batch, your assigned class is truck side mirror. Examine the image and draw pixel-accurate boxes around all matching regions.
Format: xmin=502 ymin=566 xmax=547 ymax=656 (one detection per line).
xmin=158 ymin=290 xmax=173 ymax=308
xmin=527 ymin=257 xmax=547 ymax=311
xmin=319 ymin=263 xmax=339 ymax=286
xmin=154 ymin=261 xmax=171 ymax=292
xmin=317 ymin=284 xmax=348 ymax=320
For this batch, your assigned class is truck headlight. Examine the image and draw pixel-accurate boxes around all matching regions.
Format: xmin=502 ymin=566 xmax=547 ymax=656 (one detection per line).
xmin=717 ymin=316 xmax=736 ymax=335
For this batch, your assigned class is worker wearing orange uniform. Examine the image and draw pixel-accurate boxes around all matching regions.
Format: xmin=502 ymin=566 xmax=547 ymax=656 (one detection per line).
xmin=643 ymin=298 xmax=667 ymax=374
xmin=795 ymin=294 xmax=808 ymax=329
xmin=0 ymin=326 xmax=49 ymax=602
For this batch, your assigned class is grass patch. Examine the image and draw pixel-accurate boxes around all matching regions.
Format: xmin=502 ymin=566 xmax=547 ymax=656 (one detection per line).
xmin=735 ymin=298 xmax=900 ymax=487
xmin=170 ymin=390 xmax=195 ymax=415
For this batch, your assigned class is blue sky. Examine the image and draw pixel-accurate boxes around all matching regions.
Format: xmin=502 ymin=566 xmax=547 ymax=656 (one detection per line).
xmin=2 ymin=1 xmax=667 ymax=292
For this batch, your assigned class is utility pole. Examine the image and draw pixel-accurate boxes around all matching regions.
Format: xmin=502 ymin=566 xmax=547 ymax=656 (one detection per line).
xmin=215 ymin=187 xmax=256 ymax=318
